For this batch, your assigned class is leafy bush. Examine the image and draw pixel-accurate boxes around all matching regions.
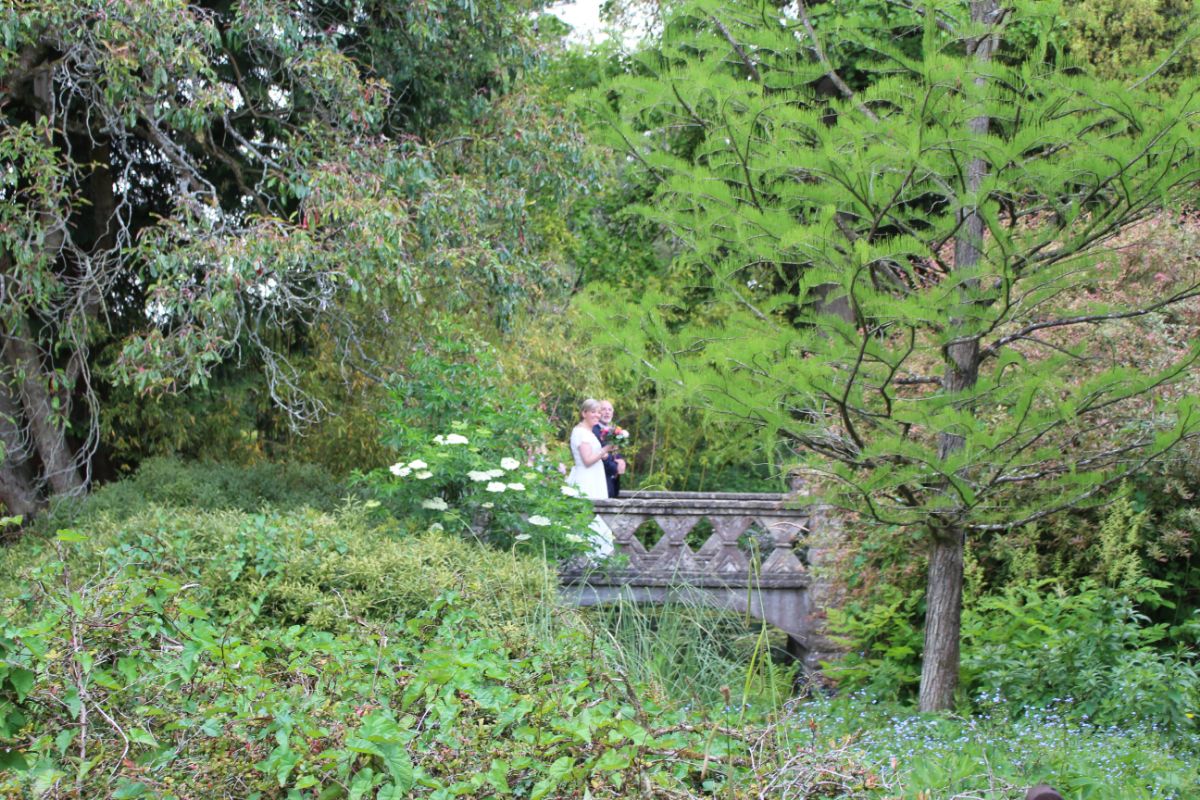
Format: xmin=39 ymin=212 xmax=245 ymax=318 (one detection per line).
xmin=45 ymin=457 xmax=347 ymax=527
xmin=823 ymin=584 xmax=925 ymax=701
xmin=962 ymin=579 xmax=1200 ymax=730
xmin=2 ymin=504 xmax=548 ymax=637
xmin=363 ymin=422 xmax=597 ymax=560
xmin=381 ymin=338 xmax=552 ymax=455
xmin=364 ymin=342 xmax=601 ymax=559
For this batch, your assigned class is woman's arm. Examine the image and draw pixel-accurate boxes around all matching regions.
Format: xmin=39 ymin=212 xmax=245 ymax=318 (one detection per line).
xmin=577 ymin=438 xmax=612 ymax=467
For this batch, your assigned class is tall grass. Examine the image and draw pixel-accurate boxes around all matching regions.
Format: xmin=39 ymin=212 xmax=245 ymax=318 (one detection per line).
xmin=578 ymin=586 xmax=799 ymax=712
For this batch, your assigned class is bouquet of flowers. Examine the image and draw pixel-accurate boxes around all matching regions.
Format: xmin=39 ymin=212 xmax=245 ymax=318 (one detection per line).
xmin=601 ymin=425 xmax=630 ymax=448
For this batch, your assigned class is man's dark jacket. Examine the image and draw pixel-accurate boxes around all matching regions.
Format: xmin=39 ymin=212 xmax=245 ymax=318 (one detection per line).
xmin=593 ymin=423 xmax=620 ymax=498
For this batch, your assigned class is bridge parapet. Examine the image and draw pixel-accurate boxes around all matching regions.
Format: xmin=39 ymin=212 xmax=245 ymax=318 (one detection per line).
xmin=589 ymin=491 xmax=810 ymax=580
xmin=560 ymin=491 xmax=841 ymax=670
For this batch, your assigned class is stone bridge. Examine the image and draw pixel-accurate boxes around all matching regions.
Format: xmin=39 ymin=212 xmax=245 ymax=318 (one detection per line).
xmin=559 ymin=491 xmax=839 ymax=670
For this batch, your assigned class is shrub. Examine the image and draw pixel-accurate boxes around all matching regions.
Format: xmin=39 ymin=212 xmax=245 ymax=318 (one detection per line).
xmin=822 ymin=583 xmax=925 ymax=701
xmin=2 ymin=503 xmax=550 ymax=637
xmin=44 ymin=457 xmax=348 ymax=527
xmin=962 ymin=579 xmax=1200 ymax=730
xmin=363 ymin=422 xmax=598 ymax=560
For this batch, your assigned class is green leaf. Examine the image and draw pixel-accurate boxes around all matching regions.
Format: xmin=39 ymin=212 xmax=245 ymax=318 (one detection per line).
xmin=128 ymin=727 xmax=159 ymax=748
xmin=486 ymin=759 xmax=511 ymax=795
xmin=55 ymin=529 xmax=87 ymax=543
xmin=0 ymin=748 xmax=29 ymax=772
xmin=7 ymin=667 xmax=34 ymax=701
xmin=376 ymin=742 xmax=413 ymax=793
xmin=347 ymin=768 xmax=376 ymax=800
xmin=594 ymin=747 xmax=632 ymax=772
xmin=55 ymin=727 xmax=75 ymax=756
xmin=112 ymin=780 xmax=150 ymax=798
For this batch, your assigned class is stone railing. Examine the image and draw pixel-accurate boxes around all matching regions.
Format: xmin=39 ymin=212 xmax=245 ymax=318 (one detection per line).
xmin=559 ymin=491 xmax=839 ymax=668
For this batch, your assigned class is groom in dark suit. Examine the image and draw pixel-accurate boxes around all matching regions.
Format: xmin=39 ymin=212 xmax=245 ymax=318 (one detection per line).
xmin=594 ymin=400 xmax=625 ymax=498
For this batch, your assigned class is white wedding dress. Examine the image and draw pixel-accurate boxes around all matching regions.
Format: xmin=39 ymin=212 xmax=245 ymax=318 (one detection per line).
xmin=566 ymin=426 xmax=614 ymax=556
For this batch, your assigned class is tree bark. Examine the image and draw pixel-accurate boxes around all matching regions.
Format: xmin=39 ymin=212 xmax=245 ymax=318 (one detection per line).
xmin=0 ymin=376 xmax=39 ymax=518
xmin=919 ymin=526 xmax=965 ymax=710
xmin=917 ymin=0 xmax=997 ymax=713
xmin=3 ymin=323 xmax=84 ymax=498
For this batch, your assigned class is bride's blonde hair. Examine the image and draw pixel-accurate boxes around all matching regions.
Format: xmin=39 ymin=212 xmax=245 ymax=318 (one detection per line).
xmin=579 ymin=398 xmax=601 ymax=417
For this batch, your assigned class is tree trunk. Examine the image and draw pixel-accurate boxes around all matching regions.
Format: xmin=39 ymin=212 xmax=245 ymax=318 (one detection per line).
xmin=919 ymin=526 xmax=964 ymax=710
xmin=0 ymin=376 xmax=39 ymax=518
xmin=3 ymin=325 xmax=84 ymax=498
xmin=917 ymin=0 xmax=997 ymax=713
xmin=0 ymin=57 xmax=86 ymax=512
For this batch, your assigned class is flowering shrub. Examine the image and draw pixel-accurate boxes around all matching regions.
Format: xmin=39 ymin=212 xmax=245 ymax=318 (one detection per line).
xmin=366 ymin=422 xmax=597 ymax=559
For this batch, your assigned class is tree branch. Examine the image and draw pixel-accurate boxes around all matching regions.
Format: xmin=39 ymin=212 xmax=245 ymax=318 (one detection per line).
xmin=980 ymin=284 xmax=1200 ymax=359
xmin=789 ymin=1 xmax=880 ymax=123
xmin=710 ymin=15 xmax=761 ymax=83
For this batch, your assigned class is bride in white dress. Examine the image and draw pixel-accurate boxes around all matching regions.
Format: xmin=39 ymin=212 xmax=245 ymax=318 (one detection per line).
xmin=566 ymin=398 xmax=616 ymax=555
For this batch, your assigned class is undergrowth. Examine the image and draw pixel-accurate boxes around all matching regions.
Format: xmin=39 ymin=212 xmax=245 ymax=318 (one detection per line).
xmin=2 ymin=468 xmax=1198 ymax=798
xmin=0 ymin=502 xmax=872 ymax=799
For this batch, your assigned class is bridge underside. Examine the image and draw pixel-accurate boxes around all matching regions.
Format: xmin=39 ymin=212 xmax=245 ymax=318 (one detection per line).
xmin=561 ymin=574 xmax=823 ymax=669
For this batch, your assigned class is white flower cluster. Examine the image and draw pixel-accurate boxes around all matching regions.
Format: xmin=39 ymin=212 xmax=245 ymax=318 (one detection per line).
xmin=484 ymin=481 xmax=526 ymax=493
xmin=381 ymin=442 xmax=583 ymax=547
xmin=433 ymin=433 xmax=469 ymax=445
xmin=389 ymin=459 xmax=432 ymax=479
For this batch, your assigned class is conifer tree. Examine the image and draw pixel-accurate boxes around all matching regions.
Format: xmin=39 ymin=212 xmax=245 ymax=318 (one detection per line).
xmin=601 ymin=0 xmax=1200 ymax=710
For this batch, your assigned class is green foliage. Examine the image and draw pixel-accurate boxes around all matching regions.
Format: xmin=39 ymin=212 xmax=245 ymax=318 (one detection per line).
xmin=809 ymin=695 xmax=1200 ymax=799
xmin=382 ymin=339 xmax=551 ymax=453
xmin=363 ymin=421 xmax=597 ymax=560
xmin=0 ymin=504 xmax=546 ymax=638
xmin=599 ymin=0 xmax=1200 ymax=531
xmin=0 ymin=493 xmax=874 ymax=799
xmin=1066 ymin=0 xmax=1200 ymax=88
xmin=44 ymin=457 xmax=346 ymax=526
xmin=1093 ymin=489 xmax=1150 ymax=591
xmin=0 ymin=0 xmax=596 ymax=513
xmin=963 ymin=579 xmax=1200 ymax=729
xmin=594 ymin=0 xmax=1200 ymax=707
xmin=824 ymin=584 xmax=925 ymax=701
xmin=350 ymin=337 xmax=599 ymax=559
